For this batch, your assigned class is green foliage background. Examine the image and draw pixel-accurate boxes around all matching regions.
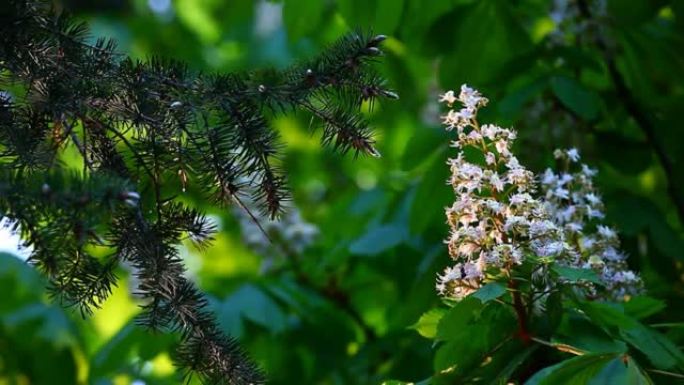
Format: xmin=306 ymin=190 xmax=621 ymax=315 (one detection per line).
xmin=2 ymin=0 xmax=684 ymax=384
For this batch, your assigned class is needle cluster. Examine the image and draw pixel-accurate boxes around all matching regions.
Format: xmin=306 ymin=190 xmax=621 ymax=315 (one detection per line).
xmin=0 ymin=1 xmax=395 ymax=383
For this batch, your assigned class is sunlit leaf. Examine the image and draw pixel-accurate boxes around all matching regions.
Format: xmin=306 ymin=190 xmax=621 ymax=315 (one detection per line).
xmin=410 ymin=307 xmax=447 ymax=339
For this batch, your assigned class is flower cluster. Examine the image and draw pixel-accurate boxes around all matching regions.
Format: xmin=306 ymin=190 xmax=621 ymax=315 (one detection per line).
xmin=541 ymin=149 xmax=642 ymax=300
xmin=437 ymin=85 xmax=559 ymax=299
xmin=548 ymin=0 xmax=606 ymax=46
xmin=436 ymin=85 xmax=641 ymax=301
xmin=234 ymin=194 xmax=319 ymax=272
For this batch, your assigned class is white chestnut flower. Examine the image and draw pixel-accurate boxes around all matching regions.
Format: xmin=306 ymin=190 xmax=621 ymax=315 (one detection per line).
xmin=435 ymin=84 xmax=641 ymax=302
xmin=439 ymin=90 xmax=457 ymax=106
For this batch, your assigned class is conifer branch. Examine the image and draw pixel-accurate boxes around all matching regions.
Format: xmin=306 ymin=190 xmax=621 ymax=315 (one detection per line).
xmin=0 ymin=1 xmax=396 ymax=383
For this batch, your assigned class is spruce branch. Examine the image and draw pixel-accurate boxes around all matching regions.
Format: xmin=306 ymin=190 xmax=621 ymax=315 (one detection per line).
xmin=0 ymin=1 xmax=396 ymax=384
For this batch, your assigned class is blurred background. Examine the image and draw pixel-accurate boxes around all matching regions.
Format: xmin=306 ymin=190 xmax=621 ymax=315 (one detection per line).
xmin=2 ymin=0 xmax=684 ymax=384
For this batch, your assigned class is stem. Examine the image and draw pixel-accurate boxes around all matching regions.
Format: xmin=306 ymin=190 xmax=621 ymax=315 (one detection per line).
xmin=648 ymin=369 xmax=684 ymax=380
xmin=531 ymin=337 xmax=585 ymax=356
xmin=509 ymin=279 xmax=531 ymax=344
xmin=69 ymin=130 xmax=93 ymax=173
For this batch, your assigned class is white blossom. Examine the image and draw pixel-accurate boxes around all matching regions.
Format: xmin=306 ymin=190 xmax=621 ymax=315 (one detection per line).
xmin=490 ymin=172 xmax=505 ymax=192
xmin=439 ymin=90 xmax=457 ymax=106
xmin=582 ymin=164 xmax=598 ymax=177
xmin=436 ymin=84 xmax=641 ymax=302
xmin=495 ymin=140 xmax=510 ymax=156
xmin=597 ymin=225 xmax=617 ymax=240
xmin=458 ymin=84 xmax=488 ymax=109
xmin=539 ymin=150 xmax=642 ymax=300
xmin=233 ymin=188 xmax=319 ymax=272
xmin=553 ymin=187 xmax=570 ymax=200
xmin=585 ymin=192 xmax=601 ymax=206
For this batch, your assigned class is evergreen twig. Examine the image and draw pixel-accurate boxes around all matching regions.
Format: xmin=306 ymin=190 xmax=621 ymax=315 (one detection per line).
xmin=0 ymin=1 xmax=395 ymax=383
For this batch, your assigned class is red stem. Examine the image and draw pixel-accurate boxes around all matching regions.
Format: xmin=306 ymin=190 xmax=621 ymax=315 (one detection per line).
xmin=509 ymin=279 xmax=531 ymax=344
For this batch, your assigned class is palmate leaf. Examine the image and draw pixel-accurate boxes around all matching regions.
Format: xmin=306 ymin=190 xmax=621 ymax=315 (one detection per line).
xmin=435 ymin=296 xmax=483 ymax=342
xmin=622 ymin=296 xmax=666 ymax=320
xmin=552 ymin=264 xmax=602 ymax=285
xmin=555 ymin=312 xmax=628 ymax=355
xmin=525 ymin=353 xmax=653 ymax=385
xmin=434 ymin=300 xmax=516 ymax=375
xmin=578 ymin=301 xmax=684 ymax=371
xmin=472 ymin=282 xmax=507 ymax=303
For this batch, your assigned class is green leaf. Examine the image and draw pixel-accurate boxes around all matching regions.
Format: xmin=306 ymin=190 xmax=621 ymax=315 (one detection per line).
xmin=434 ymin=301 xmax=516 ymax=373
xmin=492 ymin=345 xmax=538 ymax=383
xmin=458 ymin=340 xmax=538 ymax=384
xmin=497 ymin=77 xmax=547 ymax=118
xmin=594 ymin=132 xmax=652 ymax=175
xmin=607 ymin=0 xmax=667 ymax=26
xmin=410 ymin=308 xmax=447 ymax=339
xmin=525 ymin=353 xmax=653 ymax=385
xmin=0 ymin=253 xmax=44 ymax=311
xmin=623 ymin=296 xmax=666 ymax=319
xmin=472 ymin=282 xmax=507 ymax=303
xmin=382 ymin=380 xmax=430 ymax=385
xmin=436 ymin=296 xmax=483 ymax=341
xmin=91 ymin=321 xmax=176 ymax=378
xmin=605 ymin=195 xmax=684 ymax=261
xmin=579 ymin=301 xmax=684 ymax=370
xmin=337 ymin=0 xmax=376 ymax=29
xmin=215 ymin=284 xmax=288 ymax=337
xmin=408 ymin=147 xmax=451 ymax=235
xmin=375 ymin=0 xmax=405 ymax=34
xmin=620 ymin=326 xmax=684 ymax=371
xmin=550 ymin=76 xmax=600 ymax=121
xmin=546 ymin=291 xmax=564 ymax=334
xmin=175 ymin=0 xmax=222 ymax=43
xmin=556 ymin=313 xmax=628 ymax=355
xmin=3 ymin=303 xmax=76 ymax=349
xmin=436 ymin=0 xmax=532 ymax=87
xmin=340 ymin=0 xmax=407 ymax=34
xmin=349 ymin=223 xmax=406 ymax=256
xmin=283 ymin=0 xmax=325 ymax=41
xmin=590 ymin=356 xmax=654 ymax=385
xmin=552 ymin=265 xmax=602 ymax=284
